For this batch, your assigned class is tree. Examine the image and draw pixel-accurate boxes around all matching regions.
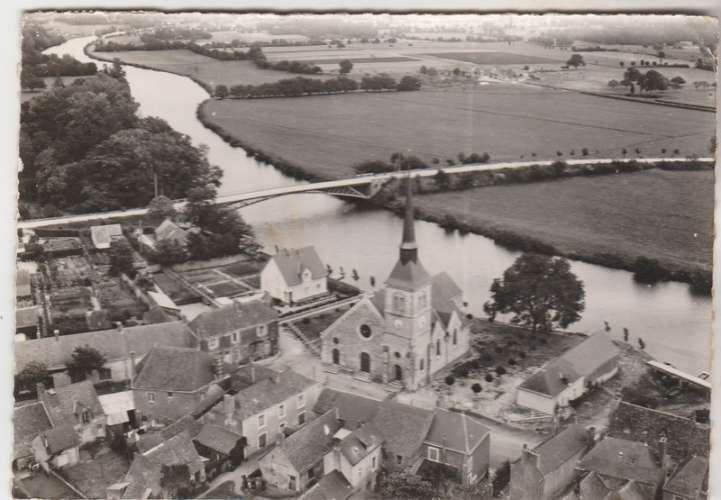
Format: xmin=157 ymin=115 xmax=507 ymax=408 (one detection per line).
xmin=445 ymin=375 xmax=455 ymax=386
xmin=434 ymin=169 xmax=451 ymax=190
xmin=493 ymin=460 xmax=511 ymax=496
xmin=624 ymin=67 xmax=642 ymax=82
xmin=160 ymin=463 xmax=193 ymax=499
xmin=566 ymin=54 xmax=585 ymax=68
xmin=632 ymin=256 xmax=668 ymax=284
xmin=67 ymin=345 xmax=107 ymax=380
xmin=215 ymin=84 xmax=228 ymax=99
xmin=108 ymin=239 xmax=135 ymax=277
xmin=670 ymin=76 xmax=686 ymax=86
xmin=471 ymin=383 xmax=482 ymax=394
xmin=16 ymin=361 xmax=50 ymax=395
xmin=152 ymin=238 xmax=189 ymax=266
xmin=338 ymin=59 xmax=353 ymax=74
xmin=483 ymin=254 xmax=585 ymax=334
xmin=146 ymin=195 xmax=178 ymax=226
xmin=397 ymin=76 xmax=422 ymax=91
xmin=378 ymin=472 xmax=437 ymax=500
xmin=638 ymin=69 xmax=668 ymax=93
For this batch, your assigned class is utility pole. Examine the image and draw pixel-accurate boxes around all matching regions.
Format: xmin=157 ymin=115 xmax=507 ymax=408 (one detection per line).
xmin=153 ymin=171 xmax=159 ymax=198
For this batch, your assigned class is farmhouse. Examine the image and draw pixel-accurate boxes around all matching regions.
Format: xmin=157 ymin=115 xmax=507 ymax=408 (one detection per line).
xmin=516 ymin=331 xmax=619 ymax=414
xmin=510 ymin=425 xmax=592 ymax=500
xmin=90 ymin=223 xmax=124 ymax=250
xmin=188 ymin=299 xmax=279 ymax=363
xmin=31 ymin=423 xmax=81 ymax=471
xmin=38 ymin=380 xmax=106 ymax=446
xmin=320 ymin=183 xmax=470 ymax=390
xmin=261 ymin=246 xmax=328 ymax=304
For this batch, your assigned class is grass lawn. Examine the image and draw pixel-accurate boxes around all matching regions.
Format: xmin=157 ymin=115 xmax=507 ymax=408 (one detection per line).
xmin=416 ymin=168 xmax=713 ymax=273
xmin=424 ymin=51 xmax=559 ymax=65
xmin=201 ymin=84 xmax=714 ymax=180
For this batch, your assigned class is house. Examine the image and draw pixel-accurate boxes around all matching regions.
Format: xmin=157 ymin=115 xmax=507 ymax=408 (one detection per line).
xmin=576 ymin=436 xmax=665 ymax=500
xmin=119 ymin=431 xmax=206 ymax=499
xmin=260 ymin=408 xmax=344 ymax=492
xmin=323 ymin=422 xmax=384 ymax=492
xmin=510 ymin=425 xmax=592 ymax=500
xmin=368 ymin=399 xmax=434 ymax=471
xmin=14 ymin=320 xmax=195 ymax=386
xmin=261 ymin=246 xmax=328 ymax=304
xmin=38 ymin=380 xmax=106 ymax=445
xmin=31 ymin=424 xmax=81 ymax=471
xmin=132 ymin=346 xmax=228 ymax=425
xmin=155 ymin=218 xmax=190 ymax=248
xmin=320 ymin=183 xmax=470 ymax=390
xmin=662 ymin=456 xmax=708 ymax=500
xmin=99 ymin=390 xmax=136 ymax=433
xmin=201 ymin=368 xmax=322 ymax=456
xmin=313 ymin=388 xmax=383 ymax=430
xmin=419 ymin=409 xmax=491 ymax=486
xmin=193 ymin=421 xmax=245 ymax=479
xmin=300 ymin=470 xmax=354 ymax=500
xmin=516 ymin=332 xmax=619 ymax=414
xmin=189 ymin=299 xmax=279 ymax=364
xmin=13 ymin=402 xmax=53 ymax=470
xmin=16 ymin=305 xmax=42 ymax=338
xmin=90 ymin=224 xmax=124 ymax=250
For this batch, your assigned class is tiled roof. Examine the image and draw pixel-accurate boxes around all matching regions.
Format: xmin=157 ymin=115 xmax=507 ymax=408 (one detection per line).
xmin=339 ymin=423 xmax=382 ymax=466
xmin=369 ymin=400 xmax=433 ymax=459
xmin=368 ymin=289 xmax=386 ymax=317
xmin=162 ymin=414 xmax=203 ymax=440
xmin=189 ymin=300 xmax=277 ymax=340
xmin=664 ymin=456 xmax=708 ymax=498
xmin=14 ymin=321 xmax=193 ymax=374
xmin=13 ymin=402 xmax=53 ymax=459
xmin=41 ymin=423 xmax=80 ymax=454
xmin=231 ymin=369 xmax=317 ymax=421
xmin=40 ymin=380 xmax=104 ymax=425
xmin=531 ymin=425 xmax=591 ymax=475
xmin=155 ymin=219 xmax=188 ymax=246
xmin=386 ymin=259 xmax=432 ymax=291
xmin=313 ymin=388 xmax=382 ymax=430
xmin=608 ymin=401 xmax=710 ymax=464
xmin=270 ymin=246 xmax=326 ymax=286
xmin=425 ymin=409 xmax=490 ymax=454
xmin=576 ymin=437 xmax=662 ymax=485
xmin=280 ymin=408 xmax=342 ymax=473
xmin=520 ymin=332 xmax=618 ymax=397
xmin=194 ymin=424 xmax=243 ymax=455
xmin=301 ymin=470 xmax=353 ymax=500
xmin=16 ymin=270 xmax=32 ymax=297
xmin=431 ymin=272 xmax=462 ymax=309
xmin=133 ymin=346 xmax=216 ymax=392
xmin=16 ymin=306 xmax=41 ymax=330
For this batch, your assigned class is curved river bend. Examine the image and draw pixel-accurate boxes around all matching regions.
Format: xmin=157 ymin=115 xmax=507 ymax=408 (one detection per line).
xmin=45 ymin=37 xmax=712 ymax=373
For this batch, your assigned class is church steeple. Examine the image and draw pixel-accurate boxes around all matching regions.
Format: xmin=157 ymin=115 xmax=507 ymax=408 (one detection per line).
xmin=399 ymin=177 xmax=418 ymax=264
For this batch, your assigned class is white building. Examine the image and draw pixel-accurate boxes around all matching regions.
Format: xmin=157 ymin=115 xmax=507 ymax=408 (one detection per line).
xmin=90 ymin=224 xmax=124 ymax=250
xmin=261 ymin=246 xmax=327 ymax=304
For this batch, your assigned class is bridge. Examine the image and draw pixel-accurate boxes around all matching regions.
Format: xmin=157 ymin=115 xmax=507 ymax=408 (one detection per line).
xmin=16 ymin=156 xmax=714 ymax=230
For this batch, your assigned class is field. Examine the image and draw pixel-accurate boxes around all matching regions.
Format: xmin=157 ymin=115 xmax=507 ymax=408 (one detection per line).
xmin=201 ymin=84 xmax=714 ymax=180
xmin=416 ymin=169 xmax=713 ymax=273
xmin=424 ymin=51 xmax=559 ymax=65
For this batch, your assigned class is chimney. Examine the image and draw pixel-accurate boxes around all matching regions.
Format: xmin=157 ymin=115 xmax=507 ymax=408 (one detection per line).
xmin=129 ymin=351 xmax=137 ymax=380
xmin=213 ymin=356 xmax=224 ymax=380
xmin=658 ymin=435 xmax=669 ymax=470
xmin=587 ymin=426 xmax=597 ymax=444
xmin=250 ymin=364 xmax=256 ymax=383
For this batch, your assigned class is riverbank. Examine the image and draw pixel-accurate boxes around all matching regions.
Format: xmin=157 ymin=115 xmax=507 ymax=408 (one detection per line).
xmin=196 ymin=98 xmax=713 ymax=294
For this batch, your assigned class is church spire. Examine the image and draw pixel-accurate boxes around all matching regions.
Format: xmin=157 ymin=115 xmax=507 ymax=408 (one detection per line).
xmin=399 ymin=176 xmax=418 ymax=264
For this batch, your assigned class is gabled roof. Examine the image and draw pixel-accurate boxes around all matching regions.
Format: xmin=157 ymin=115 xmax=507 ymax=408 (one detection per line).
xmin=301 ymin=470 xmax=353 ymax=500
xmin=16 ymin=270 xmax=32 ymax=297
xmin=531 ymin=425 xmax=591 ymax=475
xmin=664 ymin=456 xmax=708 ymax=498
xmin=41 ymin=423 xmax=80 ymax=454
xmin=369 ymin=400 xmax=434 ymax=459
xmin=270 ymin=246 xmax=326 ymax=286
xmin=425 ymin=409 xmax=490 ymax=454
xmin=162 ymin=414 xmax=203 ymax=440
xmin=230 ymin=369 xmax=317 ymax=421
xmin=194 ymin=424 xmax=243 ymax=455
xmin=520 ymin=332 xmax=619 ymax=397
xmin=313 ymin=388 xmax=382 ymax=430
xmin=189 ymin=300 xmax=277 ymax=339
xmin=608 ymin=401 xmax=710 ymax=464
xmin=16 ymin=306 xmax=41 ymax=330
xmin=133 ymin=346 xmax=216 ymax=392
xmin=576 ymin=437 xmax=662 ymax=485
xmin=431 ymin=272 xmax=462 ymax=308
xmin=339 ymin=423 xmax=383 ymax=466
xmin=14 ymin=402 xmax=53 ymax=459
xmin=90 ymin=224 xmax=123 ymax=249
xmin=155 ymin=219 xmax=188 ymax=246
xmin=39 ymin=380 xmax=104 ymax=426
xmin=279 ymin=408 xmax=342 ymax=473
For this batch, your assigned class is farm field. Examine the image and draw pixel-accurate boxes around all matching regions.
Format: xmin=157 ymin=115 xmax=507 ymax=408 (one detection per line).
xmin=200 ymin=83 xmax=714 ymax=179
xmin=424 ymin=51 xmax=560 ymax=65
xmin=416 ymin=168 xmax=713 ymax=273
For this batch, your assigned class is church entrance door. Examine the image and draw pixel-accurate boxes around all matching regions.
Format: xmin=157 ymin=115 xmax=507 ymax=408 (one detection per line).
xmin=332 ymin=348 xmax=340 ymax=365
xmin=360 ymin=352 xmax=371 ymax=373
xmin=394 ymin=364 xmax=403 ymax=381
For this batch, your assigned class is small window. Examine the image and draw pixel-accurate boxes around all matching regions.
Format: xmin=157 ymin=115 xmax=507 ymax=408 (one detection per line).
xmin=148 ymin=392 xmax=156 ymax=403
xmin=258 ymin=324 xmax=268 ymax=337
xmin=436 ymin=340 xmax=441 ymax=356
xmin=98 ymin=367 xmax=112 ymax=380
xmin=420 ymin=359 xmax=424 ymax=371
xmin=308 ymin=468 xmax=315 ymax=479
xmin=372 ymin=456 xmax=377 ymax=470
xmin=298 ymin=393 xmax=305 ymax=408
xmin=258 ymin=432 xmax=267 ymax=448
xmin=280 ymin=421 xmax=286 ymax=429
xmin=298 ymin=411 xmax=306 ymax=426
xmin=428 ymin=447 xmax=440 ymax=462
xmin=333 ymin=337 xmax=339 ymax=344
xmin=395 ymin=352 xmax=401 ymax=359
xmin=81 ymin=409 xmax=90 ymax=424
xmin=208 ymin=338 xmax=219 ymax=350
xmin=396 ymin=455 xmax=403 ymax=465
xmin=279 ymin=404 xmax=285 ymax=418
xmin=232 ymin=332 xmax=239 ymax=343
xmin=453 ymin=329 xmax=458 ymax=345
xmin=258 ymin=414 xmax=266 ymax=428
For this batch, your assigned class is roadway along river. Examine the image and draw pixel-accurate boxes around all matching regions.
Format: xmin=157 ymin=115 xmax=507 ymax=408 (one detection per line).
xmin=46 ymin=36 xmax=712 ymax=373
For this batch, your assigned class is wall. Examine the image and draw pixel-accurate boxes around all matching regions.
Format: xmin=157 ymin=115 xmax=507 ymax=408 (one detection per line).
xmin=259 ymin=448 xmax=301 ymax=491
xmin=469 ymin=434 xmax=491 ymax=484
xmin=342 ymin=445 xmax=382 ymax=491
xmin=516 ymin=388 xmax=557 ymax=414
xmin=510 ymin=455 xmax=544 ymax=500
xmin=134 ymin=388 xmax=202 ymax=425
xmin=541 ymin=447 xmax=585 ymax=499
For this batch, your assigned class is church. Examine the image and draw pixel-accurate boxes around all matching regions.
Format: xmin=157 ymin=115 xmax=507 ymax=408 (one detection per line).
xmin=320 ymin=180 xmax=471 ymax=391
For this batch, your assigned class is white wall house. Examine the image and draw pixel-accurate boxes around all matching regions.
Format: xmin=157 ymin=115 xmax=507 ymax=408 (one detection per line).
xmin=261 ymin=246 xmax=327 ymax=304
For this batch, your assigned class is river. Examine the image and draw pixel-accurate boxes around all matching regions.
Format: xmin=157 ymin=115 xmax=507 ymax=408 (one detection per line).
xmin=45 ymin=36 xmax=713 ymax=373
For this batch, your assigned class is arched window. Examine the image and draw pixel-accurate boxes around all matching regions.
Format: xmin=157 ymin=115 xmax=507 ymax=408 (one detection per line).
xmin=436 ymin=339 xmax=441 ymax=356
xmin=393 ymin=293 xmax=406 ymax=314
xmin=359 ymin=324 xmax=372 ymax=339
xmin=453 ymin=329 xmax=458 ymax=345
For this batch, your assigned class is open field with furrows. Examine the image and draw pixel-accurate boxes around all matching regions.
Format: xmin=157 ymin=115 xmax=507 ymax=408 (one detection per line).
xmin=416 ymin=169 xmax=713 ymax=273
xmin=200 ymin=83 xmax=714 ymax=179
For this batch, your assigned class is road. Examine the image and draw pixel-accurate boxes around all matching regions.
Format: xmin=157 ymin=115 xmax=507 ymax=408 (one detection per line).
xmin=16 ymin=156 xmax=713 ymax=230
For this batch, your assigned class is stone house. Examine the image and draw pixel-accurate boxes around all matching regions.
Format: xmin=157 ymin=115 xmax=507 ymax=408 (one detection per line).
xmin=662 ymin=456 xmax=708 ymax=500
xmin=323 ymin=422 xmax=383 ymax=493
xmin=31 ymin=424 xmax=81 ymax=471
xmin=90 ymin=223 xmax=123 ymax=250
xmin=368 ymin=400 xmax=434 ymax=471
xmin=38 ymin=380 xmax=106 ymax=445
xmin=189 ymin=299 xmax=279 ymax=364
xmin=193 ymin=422 xmax=245 ymax=480
xmin=510 ymin=425 xmax=592 ymax=500
xmin=516 ymin=332 xmax=619 ymax=414
xmin=320 ymin=183 xmax=470 ymax=390
xmin=13 ymin=401 xmax=53 ymax=470
xmin=201 ymin=368 xmax=322 ymax=457
xmin=261 ymin=246 xmax=327 ymax=304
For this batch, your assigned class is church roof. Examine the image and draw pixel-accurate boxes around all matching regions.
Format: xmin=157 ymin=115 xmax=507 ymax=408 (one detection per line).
xmin=386 ymin=259 xmax=432 ymax=291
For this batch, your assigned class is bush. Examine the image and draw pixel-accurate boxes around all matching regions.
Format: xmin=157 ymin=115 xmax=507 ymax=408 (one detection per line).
xmin=445 ymin=375 xmax=455 ymax=386
xmin=495 ymin=366 xmax=507 ymax=376
xmin=519 ymin=352 xmax=526 ymax=359
xmin=633 ymin=256 xmax=669 ymax=284
xmin=581 ymin=147 xmax=589 ymax=156
xmin=471 ymin=383 xmax=482 ymax=394
xmin=485 ymin=373 xmax=494 ymax=383
xmin=508 ymin=359 xmax=517 ymax=366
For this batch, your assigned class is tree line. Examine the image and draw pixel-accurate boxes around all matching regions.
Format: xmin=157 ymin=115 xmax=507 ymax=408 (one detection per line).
xmin=215 ymin=74 xmax=421 ymax=99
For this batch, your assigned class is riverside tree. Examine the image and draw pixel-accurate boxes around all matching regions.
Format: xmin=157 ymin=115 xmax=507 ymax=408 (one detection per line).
xmin=483 ymin=253 xmax=585 ymax=334
xmin=338 ymin=59 xmax=353 ymax=74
